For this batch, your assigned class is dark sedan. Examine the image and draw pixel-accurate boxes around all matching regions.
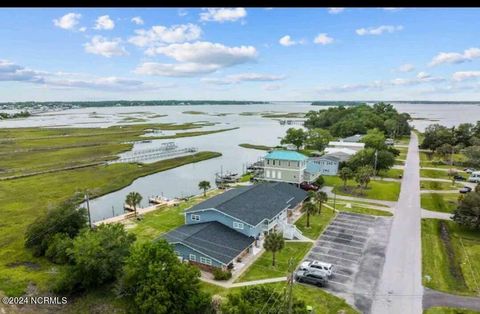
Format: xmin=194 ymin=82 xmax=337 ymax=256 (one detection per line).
xmin=459 ymin=186 xmax=472 ymax=194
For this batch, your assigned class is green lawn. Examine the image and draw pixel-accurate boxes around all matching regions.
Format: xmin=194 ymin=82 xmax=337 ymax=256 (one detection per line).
xmin=420 ymin=152 xmax=466 ymax=170
xmin=421 ymin=193 xmax=460 ymax=213
xmin=395 ymin=135 xmax=411 ymax=145
xmin=130 ymin=189 xmax=224 ymax=242
xmin=421 ymin=169 xmax=453 ymax=180
xmin=420 ymin=181 xmax=463 ymax=191
xmin=236 ymin=242 xmax=313 ymax=282
xmin=200 ymin=281 xmax=358 ymax=314
xmin=323 ymin=175 xmax=401 ymax=201
xmin=395 ymin=159 xmax=405 ymax=166
xmin=422 ymin=219 xmax=480 ymax=296
xmin=414 ymin=129 xmax=425 ymax=144
xmin=295 ymin=207 xmax=336 ymax=239
xmin=378 ymin=168 xmax=404 ymax=179
xmin=424 ymin=307 xmax=480 ymax=314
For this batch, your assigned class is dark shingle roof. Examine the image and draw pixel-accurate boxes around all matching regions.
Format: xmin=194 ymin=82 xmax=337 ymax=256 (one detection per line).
xmin=162 ymin=222 xmax=255 ymax=265
xmin=187 ymin=182 xmax=307 ymax=226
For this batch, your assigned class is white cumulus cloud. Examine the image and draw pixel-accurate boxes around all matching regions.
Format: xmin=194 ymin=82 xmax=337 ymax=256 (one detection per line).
xmin=53 ymin=13 xmax=82 ymax=30
xmin=135 ymin=41 xmax=257 ymax=77
xmin=84 ymin=36 xmax=128 ymax=57
xmin=200 ymin=8 xmax=247 ymax=23
xmin=94 ymin=15 xmax=115 ymax=30
xmin=314 ymin=33 xmax=334 ymax=45
xmin=131 ymin=16 xmax=144 ymax=25
xmin=356 ymin=25 xmax=403 ymax=36
xmin=279 ymin=35 xmax=297 ymax=47
xmin=429 ymin=48 xmax=480 ymax=66
xmin=328 ymin=8 xmax=345 ymax=14
xmin=129 ymin=24 xmax=202 ymax=48
xmin=452 ymin=71 xmax=480 ymax=81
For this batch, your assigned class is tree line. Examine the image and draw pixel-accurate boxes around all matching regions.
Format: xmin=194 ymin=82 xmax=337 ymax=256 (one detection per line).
xmin=420 ymin=121 xmax=480 ymax=168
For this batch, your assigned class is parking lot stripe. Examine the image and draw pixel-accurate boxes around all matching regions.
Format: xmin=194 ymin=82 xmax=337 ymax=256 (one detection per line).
xmin=334 ymin=219 xmax=374 ymax=228
xmin=314 ymin=246 xmax=362 ymax=256
xmin=327 ymin=226 xmax=369 ymax=237
xmin=338 ymin=211 xmax=377 ymax=220
xmin=309 ymin=252 xmax=359 ymax=264
xmin=324 ymin=230 xmax=369 ymax=241
xmin=331 ymin=221 xmax=370 ymax=229
xmin=338 ymin=213 xmax=376 ymax=222
xmin=320 ymin=235 xmax=366 ymax=246
xmin=331 ymin=220 xmax=373 ymax=230
xmin=317 ymin=239 xmax=364 ymax=251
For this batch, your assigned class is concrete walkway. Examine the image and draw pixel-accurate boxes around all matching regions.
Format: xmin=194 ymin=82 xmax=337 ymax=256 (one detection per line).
xmin=200 ymin=276 xmax=287 ymax=289
xmin=421 ymin=209 xmax=453 ymax=220
xmin=321 ymin=186 xmax=397 ymax=208
xmin=372 ymin=177 xmax=402 ymax=182
xmin=420 ymin=190 xmax=459 ymax=194
xmin=371 ymin=131 xmax=423 ymax=314
xmin=423 ymin=287 xmax=480 ymax=311
xmin=421 ymin=167 xmax=466 ymax=173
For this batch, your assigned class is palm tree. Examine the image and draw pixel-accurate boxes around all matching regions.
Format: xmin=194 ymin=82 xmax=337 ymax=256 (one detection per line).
xmin=339 ymin=167 xmax=354 ymax=190
xmin=264 ymin=232 xmax=285 ymax=266
xmin=198 ymin=180 xmax=211 ymax=197
xmin=302 ymin=201 xmax=317 ymax=228
xmin=317 ymin=191 xmax=328 ymax=214
xmin=125 ymin=192 xmax=142 ymax=217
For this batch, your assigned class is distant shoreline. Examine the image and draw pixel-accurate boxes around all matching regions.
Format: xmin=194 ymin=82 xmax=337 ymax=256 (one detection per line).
xmin=1 ymin=100 xmax=480 ymax=112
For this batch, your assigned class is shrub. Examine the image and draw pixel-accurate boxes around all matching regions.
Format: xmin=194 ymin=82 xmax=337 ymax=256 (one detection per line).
xmin=213 ymin=268 xmax=232 ymax=281
xmin=45 ymin=233 xmax=73 ymax=264
xmin=25 ymin=200 xmax=87 ymax=257
xmin=315 ymin=175 xmax=325 ymax=187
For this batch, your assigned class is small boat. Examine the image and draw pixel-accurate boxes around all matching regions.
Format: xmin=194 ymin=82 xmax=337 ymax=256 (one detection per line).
xmin=148 ymin=195 xmax=171 ymax=205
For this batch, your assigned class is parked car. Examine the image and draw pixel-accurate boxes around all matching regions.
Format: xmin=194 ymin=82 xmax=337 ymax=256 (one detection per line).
xmin=299 ymin=260 xmax=335 ymax=278
xmin=464 ymin=168 xmax=477 ymax=174
xmin=453 ymin=175 xmax=466 ymax=181
xmin=468 ymin=171 xmax=480 ymax=183
xmin=459 ymin=186 xmax=472 ymax=194
xmin=300 ymin=181 xmax=320 ymax=191
xmin=294 ymin=269 xmax=328 ymax=287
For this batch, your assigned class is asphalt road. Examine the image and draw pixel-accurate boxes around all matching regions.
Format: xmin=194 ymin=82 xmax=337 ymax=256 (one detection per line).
xmin=371 ymin=132 xmax=423 ymax=314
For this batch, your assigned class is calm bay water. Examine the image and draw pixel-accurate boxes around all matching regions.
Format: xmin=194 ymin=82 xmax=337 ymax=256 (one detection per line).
xmin=2 ymin=102 xmax=479 ymax=222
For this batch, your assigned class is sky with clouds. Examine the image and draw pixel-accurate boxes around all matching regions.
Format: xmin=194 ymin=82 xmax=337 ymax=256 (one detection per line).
xmin=1 ymin=7 xmax=480 ymax=102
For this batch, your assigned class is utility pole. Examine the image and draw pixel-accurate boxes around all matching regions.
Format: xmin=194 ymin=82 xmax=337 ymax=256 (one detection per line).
xmin=374 ymin=149 xmax=378 ymax=175
xmin=84 ymin=192 xmax=92 ymax=229
xmin=285 ymin=257 xmax=295 ymax=314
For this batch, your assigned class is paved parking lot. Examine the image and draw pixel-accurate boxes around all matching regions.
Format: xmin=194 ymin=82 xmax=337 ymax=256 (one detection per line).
xmin=300 ymin=211 xmax=392 ymax=314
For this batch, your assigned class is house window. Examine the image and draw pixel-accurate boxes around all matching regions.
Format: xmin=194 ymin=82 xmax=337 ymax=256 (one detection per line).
xmin=271 ymin=170 xmax=276 ymax=179
xmin=189 ymin=254 xmax=196 ymax=261
xmin=288 ymin=161 xmax=291 ymax=166
xmin=277 ymin=171 xmax=282 ymax=179
xmin=273 ymin=160 xmax=276 ymax=166
xmin=267 ymin=159 xmax=270 ymax=165
xmin=191 ymin=214 xmax=201 ymax=221
xmin=200 ymin=257 xmax=212 ymax=265
xmin=266 ymin=170 xmax=270 ymax=178
xmin=297 ymin=161 xmax=300 ymax=167
xmin=233 ymin=221 xmax=244 ymax=229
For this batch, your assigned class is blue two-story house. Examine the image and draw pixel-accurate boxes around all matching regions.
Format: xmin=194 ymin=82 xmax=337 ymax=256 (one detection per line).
xmin=162 ymin=182 xmax=307 ymax=270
